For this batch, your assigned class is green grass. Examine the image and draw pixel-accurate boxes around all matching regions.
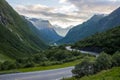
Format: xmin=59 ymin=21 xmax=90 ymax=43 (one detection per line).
xmin=80 ymin=67 xmax=120 ymax=80
xmin=64 ymin=67 xmax=120 ymax=80
xmin=0 ymin=56 xmax=95 ymax=73
xmin=0 ymin=70 xmax=19 ymax=75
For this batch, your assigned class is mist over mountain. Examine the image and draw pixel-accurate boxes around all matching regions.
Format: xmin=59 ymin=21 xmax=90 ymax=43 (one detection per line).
xmin=53 ymin=25 xmax=73 ymax=37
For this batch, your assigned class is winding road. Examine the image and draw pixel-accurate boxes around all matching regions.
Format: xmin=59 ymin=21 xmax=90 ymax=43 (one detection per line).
xmin=0 ymin=46 xmax=99 ymax=80
xmin=0 ymin=67 xmax=74 ymax=80
xmin=65 ymin=46 xmax=99 ymax=57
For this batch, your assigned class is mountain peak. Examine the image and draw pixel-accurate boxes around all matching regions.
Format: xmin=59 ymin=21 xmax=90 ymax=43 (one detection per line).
xmin=114 ymin=7 xmax=120 ymax=12
xmin=41 ymin=20 xmax=49 ymax=23
xmin=110 ymin=7 xmax=120 ymax=16
xmin=27 ymin=17 xmax=62 ymax=43
xmin=26 ymin=18 xmax=52 ymax=30
xmin=89 ymin=14 xmax=105 ymax=22
xmin=29 ymin=18 xmax=39 ymax=22
xmin=93 ymin=14 xmax=105 ymax=18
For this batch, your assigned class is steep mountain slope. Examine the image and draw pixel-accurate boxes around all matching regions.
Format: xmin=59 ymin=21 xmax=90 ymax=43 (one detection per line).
xmin=0 ymin=0 xmax=47 ymax=60
xmin=97 ymin=7 xmax=120 ymax=30
xmin=57 ymin=7 xmax=120 ymax=44
xmin=27 ymin=18 xmax=62 ymax=44
xmin=57 ymin=14 xmax=105 ymax=44
xmin=53 ymin=25 xmax=72 ymax=37
xmin=72 ymin=26 xmax=120 ymax=54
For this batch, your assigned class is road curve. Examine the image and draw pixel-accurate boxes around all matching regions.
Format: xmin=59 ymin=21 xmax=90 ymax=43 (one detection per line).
xmin=0 ymin=67 xmax=74 ymax=80
xmin=66 ymin=46 xmax=99 ymax=57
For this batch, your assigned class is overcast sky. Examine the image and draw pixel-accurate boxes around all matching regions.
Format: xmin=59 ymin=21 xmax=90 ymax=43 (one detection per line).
xmin=6 ymin=0 xmax=120 ymax=28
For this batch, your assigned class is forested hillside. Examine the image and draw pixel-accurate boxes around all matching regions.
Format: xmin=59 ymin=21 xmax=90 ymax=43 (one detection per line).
xmin=72 ymin=26 xmax=120 ymax=54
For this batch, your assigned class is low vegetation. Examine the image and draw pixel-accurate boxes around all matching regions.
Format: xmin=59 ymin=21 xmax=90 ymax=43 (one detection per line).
xmin=63 ymin=67 xmax=120 ymax=80
xmin=63 ymin=51 xmax=120 ymax=80
xmin=19 ymin=57 xmax=94 ymax=72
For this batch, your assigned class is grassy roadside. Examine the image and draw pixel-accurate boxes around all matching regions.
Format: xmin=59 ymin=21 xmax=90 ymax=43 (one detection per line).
xmin=19 ymin=58 xmax=84 ymax=72
xmin=0 ymin=56 xmax=95 ymax=74
xmin=64 ymin=67 xmax=120 ymax=80
xmin=80 ymin=67 xmax=120 ymax=80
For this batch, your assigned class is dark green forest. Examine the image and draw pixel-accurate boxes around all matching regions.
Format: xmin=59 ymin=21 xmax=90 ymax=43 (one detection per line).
xmin=72 ymin=26 xmax=120 ymax=54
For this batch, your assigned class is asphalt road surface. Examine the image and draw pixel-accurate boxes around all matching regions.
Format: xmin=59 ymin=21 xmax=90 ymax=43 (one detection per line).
xmin=66 ymin=46 xmax=99 ymax=57
xmin=0 ymin=67 xmax=74 ymax=80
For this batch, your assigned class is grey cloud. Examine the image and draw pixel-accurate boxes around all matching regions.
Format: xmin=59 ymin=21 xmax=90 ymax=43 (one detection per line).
xmin=15 ymin=0 xmax=120 ymax=27
xmin=16 ymin=5 xmax=87 ymax=21
xmin=66 ymin=0 xmax=120 ymax=14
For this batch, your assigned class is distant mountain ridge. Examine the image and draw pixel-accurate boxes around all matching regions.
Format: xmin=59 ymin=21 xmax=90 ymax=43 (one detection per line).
xmin=57 ymin=14 xmax=105 ymax=44
xmin=28 ymin=18 xmax=52 ymax=30
xmin=57 ymin=7 xmax=120 ymax=44
xmin=27 ymin=18 xmax=62 ymax=44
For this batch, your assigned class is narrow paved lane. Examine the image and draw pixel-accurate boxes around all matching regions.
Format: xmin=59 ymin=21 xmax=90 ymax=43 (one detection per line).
xmin=0 ymin=67 xmax=74 ymax=80
xmin=66 ymin=46 xmax=99 ymax=57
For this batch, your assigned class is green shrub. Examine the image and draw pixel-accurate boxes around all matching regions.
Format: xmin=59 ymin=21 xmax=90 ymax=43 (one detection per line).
xmin=24 ymin=61 xmax=35 ymax=68
xmin=95 ymin=52 xmax=112 ymax=72
xmin=33 ymin=54 xmax=48 ymax=63
xmin=1 ymin=61 xmax=16 ymax=70
xmin=112 ymin=51 xmax=120 ymax=67
xmin=72 ymin=58 xmax=95 ymax=77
